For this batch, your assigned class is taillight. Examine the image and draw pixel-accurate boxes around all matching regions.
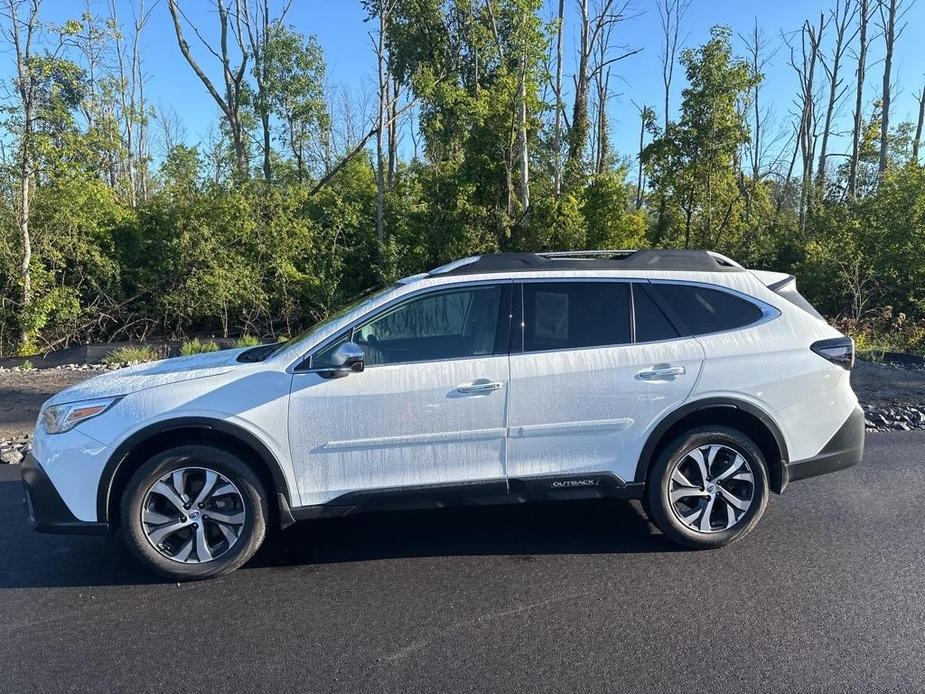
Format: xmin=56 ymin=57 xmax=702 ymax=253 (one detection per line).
xmin=811 ymin=337 xmax=855 ymax=369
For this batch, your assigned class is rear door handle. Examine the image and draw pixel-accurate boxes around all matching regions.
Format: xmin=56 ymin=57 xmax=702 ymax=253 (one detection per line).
xmin=456 ymin=380 xmax=504 ymax=394
xmin=637 ymin=366 xmax=686 ymax=380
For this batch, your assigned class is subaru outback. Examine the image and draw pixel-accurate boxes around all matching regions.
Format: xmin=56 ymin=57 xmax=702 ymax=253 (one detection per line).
xmin=22 ymin=250 xmax=864 ymax=579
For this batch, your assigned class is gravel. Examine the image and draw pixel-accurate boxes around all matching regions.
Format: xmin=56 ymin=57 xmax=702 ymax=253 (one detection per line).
xmin=0 ymin=432 xmax=31 ymax=464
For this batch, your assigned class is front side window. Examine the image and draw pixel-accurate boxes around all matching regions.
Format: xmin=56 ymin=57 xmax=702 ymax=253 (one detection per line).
xmin=351 ymin=285 xmax=505 ymax=366
xmin=522 ymin=282 xmax=631 ymax=352
xmin=649 ymin=282 xmax=764 ymax=335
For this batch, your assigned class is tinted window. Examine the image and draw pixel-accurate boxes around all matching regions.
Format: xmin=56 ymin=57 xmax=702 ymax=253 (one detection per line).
xmin=651 ymin=283 xmax=763 ymax=335
xmin=350 ymin=286 xmax=504 ymax=366
xmin=523 ymin=282 xmax=630 ymax=352
xmin=633 ymin=284 xmax=680 ymax=342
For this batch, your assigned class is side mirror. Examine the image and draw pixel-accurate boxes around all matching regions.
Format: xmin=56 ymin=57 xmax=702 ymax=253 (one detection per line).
xmin=318 ymin=341 xmax=365 ymax=379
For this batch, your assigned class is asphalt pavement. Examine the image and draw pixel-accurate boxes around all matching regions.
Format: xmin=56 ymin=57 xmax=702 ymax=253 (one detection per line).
xmin=1 ymin=432 xmax=924 ymax=693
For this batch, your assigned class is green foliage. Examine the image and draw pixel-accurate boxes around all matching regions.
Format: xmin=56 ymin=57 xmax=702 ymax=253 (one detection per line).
xmin=103 ymin=345 xmax=159 ymax=365
xmin=0 ymin=6 xmax=923 ymax=359
xmin=19 ymin=359 xmax=33 ymax=371
xmin=644 ymin=26 xmax=758 ymax=252
xmin=233 ymin=334 xmax=261 ymax=348
xmin=179 ymin=338 xmax=220 ymax=356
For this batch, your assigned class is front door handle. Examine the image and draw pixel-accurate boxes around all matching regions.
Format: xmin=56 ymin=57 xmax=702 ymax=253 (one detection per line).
xmin=456 ymin=380 xmax=504 ymax=394
xmin=637 ymin=365 xmax=686 ymax=380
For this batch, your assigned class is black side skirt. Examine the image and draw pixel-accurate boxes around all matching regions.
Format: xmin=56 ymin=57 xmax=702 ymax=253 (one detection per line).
xmin=291 ymin=473 xmax=644 ymax=521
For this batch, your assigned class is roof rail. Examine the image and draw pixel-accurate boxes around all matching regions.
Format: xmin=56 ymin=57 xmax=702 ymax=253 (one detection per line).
xmin=429 ymin=256 xmax=481 ymax=274
xmin=706 ymin=251 xmax=743 ymax=268
xmin=536 ymin=249 xmax=637 ymax=260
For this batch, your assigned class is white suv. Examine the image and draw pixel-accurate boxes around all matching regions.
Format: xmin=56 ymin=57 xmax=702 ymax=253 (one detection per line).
xmin=22 ymin=250 xmax=864 ymax=579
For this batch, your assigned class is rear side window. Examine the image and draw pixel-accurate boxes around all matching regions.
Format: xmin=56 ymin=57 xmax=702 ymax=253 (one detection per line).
xmin=523 ymin=282 xmax=630 ymax=352
xmin=650 ymin=282 xmax=763 ymax=335
xmin=632 ymin=284 xmax=680 ymax=342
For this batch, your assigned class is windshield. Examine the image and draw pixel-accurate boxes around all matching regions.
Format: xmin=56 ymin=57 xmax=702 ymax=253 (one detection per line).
xmin=268 ymin=283 xmax=398 ymax=358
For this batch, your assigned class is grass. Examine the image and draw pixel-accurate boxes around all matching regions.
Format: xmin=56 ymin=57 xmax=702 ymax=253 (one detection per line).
xmin=103 ymin=345 xmax=160 ymax=365
xmin=180 ymin=338 xmax=220 ymax=356
xmin=233 ymin=334 xmax=261 ymax=348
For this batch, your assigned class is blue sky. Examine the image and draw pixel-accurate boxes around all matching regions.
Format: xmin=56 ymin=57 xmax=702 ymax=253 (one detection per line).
xmin=29 ymin=0 xmax=925 ymax=165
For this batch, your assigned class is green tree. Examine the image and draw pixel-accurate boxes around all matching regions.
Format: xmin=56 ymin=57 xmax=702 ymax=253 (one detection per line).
xmin=643 ymin=26 xmax=758 ymax=251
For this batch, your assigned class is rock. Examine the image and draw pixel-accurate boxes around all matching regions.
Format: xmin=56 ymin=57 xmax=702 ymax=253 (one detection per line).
xmin=0 ymin=448 xmax=23 ymax=464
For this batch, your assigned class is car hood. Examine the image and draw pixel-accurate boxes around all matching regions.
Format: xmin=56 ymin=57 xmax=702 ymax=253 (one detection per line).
xmin=45 ymin=348 xmax=251 ymax=406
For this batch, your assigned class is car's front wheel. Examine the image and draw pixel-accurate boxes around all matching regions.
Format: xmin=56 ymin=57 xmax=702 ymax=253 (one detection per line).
xmin=646 ymin=426 xmax=769 ymax=549
xmin=121 ymin=444 xmax=268 ymax=580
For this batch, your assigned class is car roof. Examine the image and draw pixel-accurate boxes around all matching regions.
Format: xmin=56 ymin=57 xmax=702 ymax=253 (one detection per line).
xmin=429 ymin=250 xmax=745 ymax=277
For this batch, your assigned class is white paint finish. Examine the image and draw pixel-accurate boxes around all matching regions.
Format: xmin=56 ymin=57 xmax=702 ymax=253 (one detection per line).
xmin=43 ymin=348 xmax=252 ymax=406
xmin=506 ymin=338 xmax=705 ymax=481
xmin=33 ymin=428 xmax=112 ymax=521
xmin=287 ymin=356 xmax=509 ymax=505
xmin=36 ymin=361 xmax=300 ymax=518
xmin=30 ymin=258 xmax=863 ymax=524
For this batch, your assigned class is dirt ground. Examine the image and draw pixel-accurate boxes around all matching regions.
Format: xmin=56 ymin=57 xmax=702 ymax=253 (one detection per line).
xmin=0 ymin=370 xmax=93 ymax=438
xmin=1 ymin=358 xmax=923 ymax=440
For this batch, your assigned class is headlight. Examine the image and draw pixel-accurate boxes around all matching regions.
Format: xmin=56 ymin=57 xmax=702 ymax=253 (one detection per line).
xmin=40 ymin=396 xmax=122 ymax=434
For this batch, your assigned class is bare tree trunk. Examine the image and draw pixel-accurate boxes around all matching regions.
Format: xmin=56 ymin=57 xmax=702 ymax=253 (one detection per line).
xmin=788 ymin=14 xmax=826 ymax=230
xmin=848 ymin=0 xmax=869 ymax=198
xmin=552 ymin=0 xmax=564 ymax=195
xmin=634 ymin=104 xmax=651 ymax=209
xmin=4 ymin=0 xmax=39 ymax=339
xmin=517 ymin=49 xmax=530 ymax=212
xmin=817 ymin=0 xmax=858 ymax=193
xmin=878 ymin=0 xmax=898 ymax=177
xmin=594 ymin=66 xmax=610 ymax=175
xmin=241 ymin=0 xmax=272 ymax=183
xmin=374 ymin=2 xmax=390 ymax=242
xmin=167 ymin=0 xmax=249 ymax=176
xmin=914 ymin=86 xmax=925 ymax=162
xmin=134 ymin=1 xmax=152 ymax=202
xmin=567 ymin=0 xmax=590 ymax=180
xmin=388 ymin=77 xmax=398 ymax=187
xmin=657 ymin=0 xmax=690 ymax=129
xmin=566 ymin=0 xmax=637 ymax=184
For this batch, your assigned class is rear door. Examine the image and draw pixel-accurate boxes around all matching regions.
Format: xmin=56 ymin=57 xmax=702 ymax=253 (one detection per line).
xmin=505 ymin=280 xmax=705 ymax=484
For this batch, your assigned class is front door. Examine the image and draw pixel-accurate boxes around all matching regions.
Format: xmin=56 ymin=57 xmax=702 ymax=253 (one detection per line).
xmin=506 ymin=280 xmax=704 ymax=484
xmin=287 ymin=283 xmax=512 ymax=506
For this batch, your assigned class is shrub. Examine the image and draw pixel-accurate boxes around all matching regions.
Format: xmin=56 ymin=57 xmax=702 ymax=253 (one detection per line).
xmin=180 ymin=338 xmax=220 ymax=356
xmin=103 ymin=345 xmax=160 ymax=365
xmin=18 ymin=359 xmax=34 ymax=371
xmin=233 ymin=334 xmax=261 ymax=348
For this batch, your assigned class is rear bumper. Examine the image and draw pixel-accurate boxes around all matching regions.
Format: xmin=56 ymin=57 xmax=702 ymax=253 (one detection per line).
xmin=783 ymin=405 xmax=865 ymax=489
xmin=21 ymin=453 xmax=112 ymax=535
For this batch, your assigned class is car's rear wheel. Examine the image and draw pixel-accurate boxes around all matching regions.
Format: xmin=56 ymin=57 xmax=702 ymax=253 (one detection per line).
xmin=646 ymin=426 xmax=769 ymax=549
xmin=121 ymin=444 xmax=268 ymax=580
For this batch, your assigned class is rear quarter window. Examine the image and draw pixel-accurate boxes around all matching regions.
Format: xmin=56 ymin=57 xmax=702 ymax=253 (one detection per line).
xmin=649 ymin=282 xmax=764 ymax=335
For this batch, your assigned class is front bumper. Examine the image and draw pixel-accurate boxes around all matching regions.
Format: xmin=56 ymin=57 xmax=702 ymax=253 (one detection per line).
xmin=21 ymin=453 xmax=112 ymax=535
xmin=783 ymin=405 xmax=865 ymax=489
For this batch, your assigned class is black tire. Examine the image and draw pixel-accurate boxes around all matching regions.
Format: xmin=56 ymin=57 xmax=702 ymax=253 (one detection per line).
xmin=120 ymin=444 xmax=268 ymax=580
xmin=645 ymin=426 xmax=769 ymax=549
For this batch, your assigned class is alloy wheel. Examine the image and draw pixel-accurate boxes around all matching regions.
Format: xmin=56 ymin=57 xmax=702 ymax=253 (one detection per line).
xmin=668 ymin=443 xmax=755 ymax=534
xmin=140 ymin=467 xmax=247 ymax=563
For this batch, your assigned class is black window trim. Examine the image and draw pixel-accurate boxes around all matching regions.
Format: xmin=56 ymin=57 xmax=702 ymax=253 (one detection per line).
xmin=293 ymin=279 xmax=514 ymax=372
xmin=514 ymin=278 xmax=636 ymax=356
xmin=293 ymin=276 xmax=780 ymax=371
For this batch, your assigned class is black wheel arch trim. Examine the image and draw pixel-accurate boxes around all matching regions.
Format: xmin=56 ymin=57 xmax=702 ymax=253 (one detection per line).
xmin=633 ymin=397 xmax=790 ymax=490
xmin=97 ymin=417 xmax=293 ymax=524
